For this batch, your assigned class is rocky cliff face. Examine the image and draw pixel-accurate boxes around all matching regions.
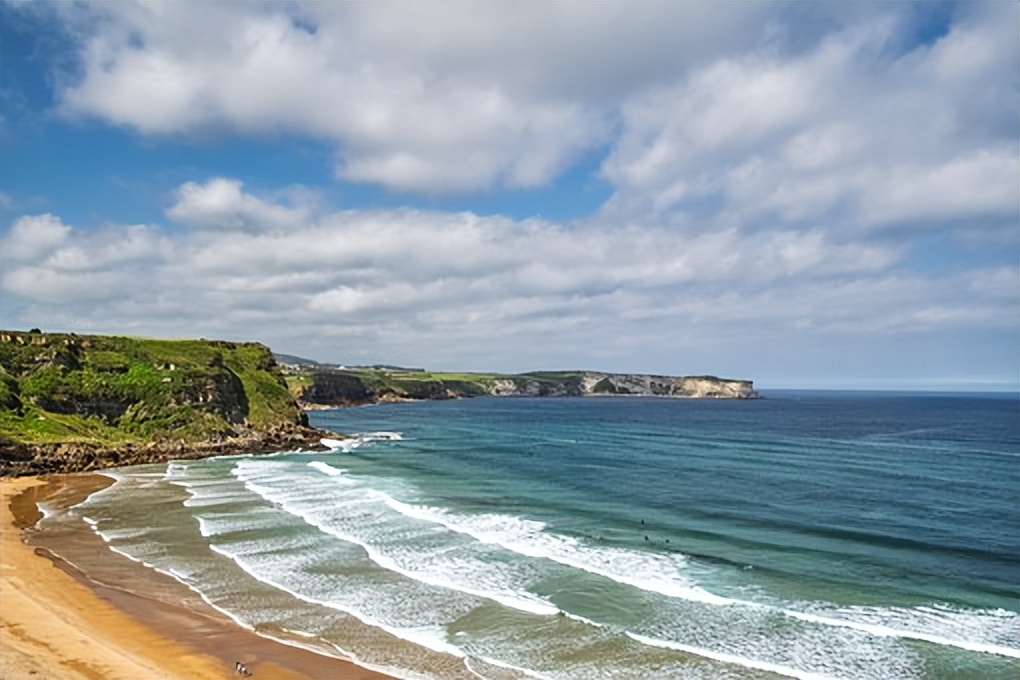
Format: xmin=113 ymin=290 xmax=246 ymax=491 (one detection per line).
xmin=0 ymin=331 xmax=327 ymax=476
xmin=580 ymin=372 xmax=757 ymax=399
xmin=285 ymin=367 xmax=757 ymax=406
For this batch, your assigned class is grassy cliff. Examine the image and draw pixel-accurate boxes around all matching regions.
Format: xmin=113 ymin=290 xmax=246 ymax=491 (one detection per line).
xmin=279 ymin=362 xmax=756 ymax=405
xmin=0 ymin=330 xmax=310 ymax=453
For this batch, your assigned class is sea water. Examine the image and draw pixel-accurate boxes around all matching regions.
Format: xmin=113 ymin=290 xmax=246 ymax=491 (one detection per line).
xmin=61 ymin=392 xmax=1019 ymax=679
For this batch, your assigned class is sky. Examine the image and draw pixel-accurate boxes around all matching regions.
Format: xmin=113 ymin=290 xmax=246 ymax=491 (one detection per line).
xmin=1 ymin=1 xmax=1017 ymax=391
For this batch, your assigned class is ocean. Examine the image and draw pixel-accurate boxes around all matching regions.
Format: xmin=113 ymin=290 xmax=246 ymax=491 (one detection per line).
xmin=47 ymin=392 xmax=1019 ymax=679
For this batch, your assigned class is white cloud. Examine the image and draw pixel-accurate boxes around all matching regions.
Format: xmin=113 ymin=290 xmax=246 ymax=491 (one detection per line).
xmin=2 ymin=214 xmax=72 ymax=261
xmin=48 ymin=1 xmax=790 ymax=194
xmin=167 ymin=178 xmax=310 ymax=231
xmin=601 ymin=3 xmax=1019 ymax=235
xmin=2 ymin=220 xmax=166 ymax=303
xmin=3 ymin=180 xmax=1015 ymax=377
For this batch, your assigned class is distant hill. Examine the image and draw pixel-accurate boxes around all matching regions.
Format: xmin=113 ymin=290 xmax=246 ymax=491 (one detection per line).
xmin=0 ymin=331 xmax=324 ymax=475
xmin=281 ymin=364 xmax=758 ymax=407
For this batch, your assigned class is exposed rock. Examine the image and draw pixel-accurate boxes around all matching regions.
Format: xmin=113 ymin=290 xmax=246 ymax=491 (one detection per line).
xmin=286 ymin=367 xmax=757 ymax=406
xmin=300 ymin=370 xmax=373 ymax=406
xmin=580 ymin=372 xmax=757 ymax=399
xmin=0 ymin=424 xmax=329 ymax=477
xmin=0 ymin=330 xmax=336 ymax=477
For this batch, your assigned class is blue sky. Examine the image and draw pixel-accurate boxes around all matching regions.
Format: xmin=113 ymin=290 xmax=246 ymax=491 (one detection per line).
xmin=1 ymin=1 xmax=1017 ymax=391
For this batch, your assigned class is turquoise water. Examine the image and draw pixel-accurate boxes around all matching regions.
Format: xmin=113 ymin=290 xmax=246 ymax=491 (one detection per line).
xmin=59 ymin=392 xmax=1019 ymax=678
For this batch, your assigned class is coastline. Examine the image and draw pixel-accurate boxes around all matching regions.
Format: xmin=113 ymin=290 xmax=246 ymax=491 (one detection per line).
xmin=1 ymin=474 xmax=391 ymax=680
xmin=0 ymin=424 xmax=333 ymax=477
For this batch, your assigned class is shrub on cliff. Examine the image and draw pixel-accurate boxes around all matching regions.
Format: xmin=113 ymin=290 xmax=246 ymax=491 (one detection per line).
xmin=0 ymin=331 xmax=305 ymax=447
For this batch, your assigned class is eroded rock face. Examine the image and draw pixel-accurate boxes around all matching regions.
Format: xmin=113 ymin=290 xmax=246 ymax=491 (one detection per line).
xmin=0 ymin=331 xmax=327 ymax=477
xmin=0 ymin=424 xmax=327 ymax=477
xmin=579 ymin=373 xmax=756 ymax=399
xmin=301 ymin=371 xmax=372 ymax=406
xmin=291 ymin=368 xmax=757 ymax=405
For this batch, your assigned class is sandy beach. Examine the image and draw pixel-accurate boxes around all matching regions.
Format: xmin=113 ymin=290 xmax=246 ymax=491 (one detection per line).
xmin=1 ymin=474 xmax=391 ymax=680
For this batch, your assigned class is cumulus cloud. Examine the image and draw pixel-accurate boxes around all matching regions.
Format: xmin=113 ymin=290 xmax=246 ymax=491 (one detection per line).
xmin=2 ymin=214 xmax=71 ymax=261
xmin=3 ymin=180 xmax=1015 ymax=377
xmin=2 ymin=217 xmax=167 ymax=303
xmin=46 ymin=1 xmax=861 ymax=194
xmin=601 ymin=3 xmax=1019 ymax=235
xmin=167 ymin=178 xmax=311 ymax=231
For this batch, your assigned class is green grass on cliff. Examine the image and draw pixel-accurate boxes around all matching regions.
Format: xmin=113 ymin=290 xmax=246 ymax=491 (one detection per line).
xmin=0 ymin=331 xmax=303 ymax=447
xmin=344 ymin=368 xmax=502 ymax=399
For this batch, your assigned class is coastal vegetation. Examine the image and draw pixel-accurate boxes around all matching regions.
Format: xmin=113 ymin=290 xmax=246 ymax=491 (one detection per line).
xmin=0 ymin=331 xmax=320 ymax=475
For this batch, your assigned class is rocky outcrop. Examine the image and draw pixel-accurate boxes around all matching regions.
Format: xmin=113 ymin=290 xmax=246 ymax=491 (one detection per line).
xmin=298 ymin=370 xmax=373 ymax=407
xmin=0 ymin=424 xmax=328 ymax=477
xmin=0 ymin=331 xmax=333 ymax=477
xmin=579 ymin=372 xmax=757 ymax=399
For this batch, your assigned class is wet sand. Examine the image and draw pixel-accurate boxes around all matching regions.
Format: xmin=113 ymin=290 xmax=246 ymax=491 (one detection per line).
xmin=1 ymin=474 xmax=392 ymax=680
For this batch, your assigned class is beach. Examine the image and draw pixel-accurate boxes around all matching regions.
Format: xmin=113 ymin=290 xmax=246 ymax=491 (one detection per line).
xmin=0 ymin=474 xmax=390 ymax=680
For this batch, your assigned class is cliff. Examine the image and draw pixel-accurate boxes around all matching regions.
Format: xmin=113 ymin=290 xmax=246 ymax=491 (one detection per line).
xmin=280 ymin=364 xmax=757 ymax=406
xmin=0 ymin=331 xmax=325 ymax=476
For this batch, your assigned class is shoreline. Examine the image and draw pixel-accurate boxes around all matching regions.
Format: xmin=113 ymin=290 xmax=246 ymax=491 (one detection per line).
xmin=0 ymin=425 xmax=336 ymax=477
xmin=1 ymin=473 xmax=392 ymax=680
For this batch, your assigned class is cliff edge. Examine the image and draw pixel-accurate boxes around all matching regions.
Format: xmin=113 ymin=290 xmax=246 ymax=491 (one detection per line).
xmin=0 ymin=331 xmax=326 ymax=476
xmin=281 ymin=363 xmax=758 ymax=406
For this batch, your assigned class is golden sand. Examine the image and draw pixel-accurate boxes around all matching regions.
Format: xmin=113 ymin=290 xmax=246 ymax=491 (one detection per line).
xmin=1 ymin=475 xmax=390 ymax=680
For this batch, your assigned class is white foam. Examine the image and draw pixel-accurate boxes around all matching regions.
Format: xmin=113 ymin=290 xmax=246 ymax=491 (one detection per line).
xmin=102 ymin=542 xmax=258 ymax=633
xmin=323 ymin=432 xmax=405 ymax=453
xmin=207 ymin=452 xmax=256 ymax=460
xmin=364 ymin=431 xmax=404 ymax=441
xmin=378 ymin=498 xmax=1020 ymax=658
xmin=235 ymin=472 xmax=558 ymax=617
xmin=380 ymin=500 xmax=730 ymax=606
xmin=777 ymin=604 xmax=1020 ymax=659
xmin=626 ymin=631 xmax=836 ymax=680
xmin=165 ymin=462 xmax=189 ymax=478
xmin=196 ymin=515 xmax=213 ymax=538
xmin=466 ymin=655 xmax=554 ymax=680
xmin=206 ymin=543 xmax=466 ymax=658
xmin=308 ymin=461 xmax=347 ymax=477
xmin=224 ymin=459 xmax=1020 ymax=673
xmin=72 ymin=470 xmax=129 ymax=509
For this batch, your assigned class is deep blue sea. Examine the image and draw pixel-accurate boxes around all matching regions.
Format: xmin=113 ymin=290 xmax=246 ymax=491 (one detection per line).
xmin=58 ymin=392 xmax=1019 ymax=679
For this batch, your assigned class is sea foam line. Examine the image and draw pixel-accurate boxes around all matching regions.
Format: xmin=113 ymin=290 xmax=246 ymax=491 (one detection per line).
xmin=257 ymin=625 xmax=403 ymax=680
xmin=465 ymin=655 xmax=554 ymax=680
xmin=371 ymin=493 xmax=1020 ymax=660
xmin=307 ymin=461 xmax=347 ymax=477
xmin=777 ymin=607 xmax=1020 ymax=659
xmin=354 ymin=486 xmax=1020 ymax=658
xmin=236 ymin=475 xmax=558 ymax=618
xmin=244 ymin=459 xmax=1020 ymax=660
xmin=107 ymin=537 xmax=457 ymax=680
xmin=376 ymin=496 xmax=730 ymax=607
xmin=205 ymin=543 xmax=466 ymax=659
xmin=71 ymin=469 xmax=130 ymax=509
xmin=626 ymin=632 xmax=836 ymax=680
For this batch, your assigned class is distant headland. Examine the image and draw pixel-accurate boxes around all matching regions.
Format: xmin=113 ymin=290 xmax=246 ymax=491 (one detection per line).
xmin=277 ymin=354 xmax=758 ymax=406
xmin=0 ymin=330 xmax=756 ymax=476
